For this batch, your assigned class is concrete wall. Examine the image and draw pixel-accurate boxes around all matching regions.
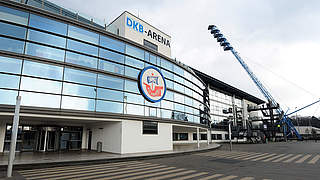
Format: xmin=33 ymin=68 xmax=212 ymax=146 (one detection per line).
xmin=88 ymin=121 xmax=122 ymax=154
xmin=121 ymin=120 xmax=172 ymax=154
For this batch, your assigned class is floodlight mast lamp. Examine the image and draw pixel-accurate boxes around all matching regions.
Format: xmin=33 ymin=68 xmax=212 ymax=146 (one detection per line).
xmin=207 ymin=25 xmax=302 ymax=140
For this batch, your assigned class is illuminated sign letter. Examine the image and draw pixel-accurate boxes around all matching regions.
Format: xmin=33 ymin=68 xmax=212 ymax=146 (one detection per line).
xmin=126 ymin=17 xmax=132 ymax=27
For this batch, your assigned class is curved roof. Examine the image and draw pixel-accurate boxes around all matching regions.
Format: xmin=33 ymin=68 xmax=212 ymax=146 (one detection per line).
xmin=192 ymin=68 xmax=265 ymax=105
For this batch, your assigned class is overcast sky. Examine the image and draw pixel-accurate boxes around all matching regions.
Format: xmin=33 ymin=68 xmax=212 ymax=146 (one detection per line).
xmin=51 ymin=0 xmax=320 ymax=116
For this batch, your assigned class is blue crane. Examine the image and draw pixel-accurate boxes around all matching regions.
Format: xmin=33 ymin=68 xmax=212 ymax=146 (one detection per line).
xmin=208 ymin=25 xmax=304 ymax=140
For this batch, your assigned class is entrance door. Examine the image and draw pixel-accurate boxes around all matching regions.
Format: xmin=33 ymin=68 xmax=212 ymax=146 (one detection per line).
xmin=46 ymin=131 xmax=56 ymax=151
xmin=36 ymin=127 xmax=59 ymax=152
xmin=88 ymin=131 xmax=92 ymax=150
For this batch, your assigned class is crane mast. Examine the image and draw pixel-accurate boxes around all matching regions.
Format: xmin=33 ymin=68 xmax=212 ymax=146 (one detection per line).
xmin=208 ymin=25 xmax=302 ymax=140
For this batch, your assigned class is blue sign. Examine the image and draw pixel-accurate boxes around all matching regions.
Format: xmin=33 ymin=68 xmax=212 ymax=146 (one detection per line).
xmin=126 ymin=17 xmax=143 ymax=33
xmin=138 ymin=66 xmax=166 ymax=103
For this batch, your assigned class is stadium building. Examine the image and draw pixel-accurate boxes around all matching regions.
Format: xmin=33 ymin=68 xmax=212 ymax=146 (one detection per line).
xmin=0 ymin=0 xmax=264 ymax=154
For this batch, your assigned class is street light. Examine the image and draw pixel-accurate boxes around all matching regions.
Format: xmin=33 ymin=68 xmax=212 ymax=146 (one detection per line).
xmin=208 ymin=25 xmax=233 ymax=51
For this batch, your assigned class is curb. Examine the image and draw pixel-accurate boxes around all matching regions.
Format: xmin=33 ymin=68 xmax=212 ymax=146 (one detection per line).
xmin=0 ymin=144 xmax=221 ymax=171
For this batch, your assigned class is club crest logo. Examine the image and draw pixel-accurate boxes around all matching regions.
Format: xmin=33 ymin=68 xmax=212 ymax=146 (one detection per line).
xmin=139 ymin=66 xmax=166 ymax=103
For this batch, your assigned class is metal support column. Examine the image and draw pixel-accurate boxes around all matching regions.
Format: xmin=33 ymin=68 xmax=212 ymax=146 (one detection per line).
xmin=197 ymin=127 xmax=200 ymax=149
xmin=7 ymin=96 xmax=21 ymax=178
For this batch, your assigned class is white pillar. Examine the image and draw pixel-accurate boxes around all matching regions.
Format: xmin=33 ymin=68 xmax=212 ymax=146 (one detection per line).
xmin=0 ymin=121 xmax=6 ymax=153
xmin=197 ymin=127 xmax=200 ymax=148
xmin=81 ymin=125 xmax=87 ymax=149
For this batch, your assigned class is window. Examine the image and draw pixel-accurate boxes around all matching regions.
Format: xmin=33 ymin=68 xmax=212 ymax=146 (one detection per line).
xmin=174 ymin=93 xmax=184 ymax=104
xmin=62 ymin=82 xmax=96 ymax=98
xmin=97 ymin=74 xmax=123 ymax=90
xmin=161 ymin=100 xmax=173 ymax=110
xmin=22 ymin=60 xmax=63 ymax=80
xmin=61 ymin=96 xmax=95 ymax=111
xmin=0 ymin=21 xmax=26 ymax=39
xmin=99 ymin=48 xmax=124 ymax=64
xmin=0 ymin=5 xmax=29 ymax=25
xmin=124 ymin=66 xmax=140 ymax=79
xmin=161 ymin=109 xmax=173 ymax=119
xmin=174 ymin=83 xmax=184 ymax=93
xmin=64 ymin=68 xmax=96 ymax=86
xmin=99 ymin=35 xmax=125 ymax=53
xmin=193 ymin=133 xmax=197 ymax=140
xmin=164 ymin=90 xmax=173 ymax=101
xmin=124 ymin=80 xmax=139 ymax=93
xmin=174 ymin=103 xmax=184 ymax=112
xmin=211 ymin=134 xmax=217 ymax=140
xmin=20 ymin=77 xmax=62 ymax=94
xmin=20 ymin=91 xmax=60 ymax=108
xmin=201 ymin=134 xmax=207 ymax=140
xmin=97 ymin=88 xmax=123 ymax=102
xmin=143 ymin=121 xmax=158 ymax=134
xmin=143 ymin=39 xmax=158 ymax=52
xmin=124 ymin=92 xmax=144 ymax=105
xmin=173 ymin=133 xmax=188 ymax=141
xmin=27 ymin=29 xmax=66 ymax=48
xmin=126 ymin=45 xmax=144 ymax=60
xmin=126 ymin=104 xmax=144 ymax=116
xmin=98 ymin=59 xmax=124 ymax=75
xmin=0 ymin=37 xmax=24 ymax=54
xmin=174 ymin=74 xmax=184 ymax=84
xmin=96 ymin=100 xmax=123 ymax=113
xmin=68 ymin=25 xmax=99 ymax=44
xmin=0 ymin=89 xmax=18 ymax=105
xmin=125 ymin=56 xmax=144 ymax=69
xmin=174 ymin=65 xmax=184 ymax=76
xmin=25 ymin=42 xmax=65 ymax=62
xmin=0 ymin=74 xmax=19 ymax=89
xmin=161 ymin=59 xmax=173 ymax=71
xmin=29 ymin=14 xmax=67 ymax=35
xmin=65 ymin=51 xmax=97 ymax=68
xmin=0 ymin=56 xmax=22 ymax=74
xmin=217 ymin=134 xmax=222 ymax=140
xmin=67 ymin=39 xmax=98 ymax=56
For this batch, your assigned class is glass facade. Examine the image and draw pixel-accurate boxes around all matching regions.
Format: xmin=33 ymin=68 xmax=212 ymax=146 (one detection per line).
xmin=0 ymin=4 xmax=210 ymax=125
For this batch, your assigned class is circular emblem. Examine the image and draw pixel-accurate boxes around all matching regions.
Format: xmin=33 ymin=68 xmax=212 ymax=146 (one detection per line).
xmin=138 ymin=66 xmax=166 ymax=103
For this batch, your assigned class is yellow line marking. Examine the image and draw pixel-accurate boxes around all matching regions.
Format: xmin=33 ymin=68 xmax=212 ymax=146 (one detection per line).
xmin=94 ymin=166 xmax=176 ymax=180
xmin=27 ymin=164 xmax=163 ymax=180
xmin=171 ymin=172 xmax=208 ymax=180
xmin=262 ymin=154 xmax=286 ymax=162
xmin=198 ymin=174 xmax=224 ymax=180
xmin=20 ymin=161 xmax=148 ymax=176
xmin=308 ymin=155 xmax=320 ymax=164
xmin=120 ymin=168 xmax=186 ymax=180
xmin=242 ymin=153 xmax=269 ymax=160
xmin=21 ymin=162 xmax=150 ymax=177
xmin=272 ymin=154 xmax=294 ymax=163
xmin=283 ymin=154 xmax=303 ymax=163
xmin=217 ymin=175 xmax=238 ymax=180
xmin=251 ymin=153 xmax=277 ymax=161
xmin=145 ymin=170 xmax=196 ymax=180
xmin=69 ymin=164 xmax=166 ymax=180
xmin=295 ymin=154 xmax=312 ymax=163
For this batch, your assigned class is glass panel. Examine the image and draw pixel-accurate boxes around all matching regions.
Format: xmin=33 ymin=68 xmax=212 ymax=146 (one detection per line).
xmin=174 ymin=103 xmax=184 ymax=112
xmin=174 ymin=93 xmax=184 ymax=104
xmin=63 ymin=82 xmax=96 ymax=98
xmin=149 ymin=54 xmax=157 ymax=65
xmin=174 ymin=65 xmax=184 ymax=76
xmin=97 ymin=74 xmax=123 ymax=90
xmin=0 ymin=89 xmax=18 ymax=105
xmin=0 ymin=5 xmax=28 ymax=25
xmin=20 ymin=91 xmax=60 ymax=108
xmin=29 ymin=14 xmax=67 ymax=35
xmin=124 ymin=80 xmax=139 ymax=93
xmin=126 ymin=45 xmax=144 ymax=59
xmin=144 ymin=52 xmax=149 ymax=61
xmin=161 ymin=69 xmax=173 ymax=80
xmin=99 ymin=35 xmax=125 ymax=53
xmin=67 ymin=39 xmax=98 ymax=56
xmin=174 ymin=74 xmax=184 ymax=84
xmin=124 ymin=66 xmax=139 ymax=79
xmin=126 ymin=104 xmax=144 ymax=116
xmin=145 ymin=99 xmax=160 ymax=108
xmin=97 ymin=88 xmax=123 ymax=102
xmin=99 ymin=48 xmax=124 ymax=64
xmin=185 ymin=106 xmax=194 ymax=114
xmin=194 ymin=116 xmax=200 ymax=124
xmin=0 ymin=56 xmax=22 ymax=74
xmin=27 ymin=29 xmax=66 ymax=48
xmin=185 ymin=87 xmax=193 ymax=97
xmin=166 ymin=79 xmax=173 ymax=89
xmin=68 ymin=25 xmax=99 ymax=44
xmin=124 ymin=92 xmax=144 ymax=105
xmin=65 ymin=51 xmax=97 ymax=68
xmin=174 ymin=83 xmax=184 ymax=93
xmin=96 ymin=100 xmax=123 ymax=113
xmin=22 ymin=60 xmax=63 ymax=80
xmin=185 ymin=96 xmax=193 ymax=106
xmin=61 ymin=96 xmax=95 ymax=111
xmin=0 ymin=21 xmax=26 ymax=39
xmin=164 ymin=90 xmax=173 ymax=101
xmin=64 ymin=68 xmax=96 ymax=85
xmin=0 ymin=74 xmax=19 ymax=89
xmin=25 ymin=43 xmax=65 ymax=62
xmin=20 ymin=77 xmax=62 ymax=94
xmin=161 ymin=59 xmax=173 ymax=71
xmin=98 ymin=59 xmax=124 ymax=75
xmin=161 ymin=100 xmax=173 ymax=110
xmin=0 ymin=37 xmax=24 ymax=54
xmin=161 ymin=109 xmax=173 ymax=119
xmin=125 ymin=56 xmax=144 ymax=69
